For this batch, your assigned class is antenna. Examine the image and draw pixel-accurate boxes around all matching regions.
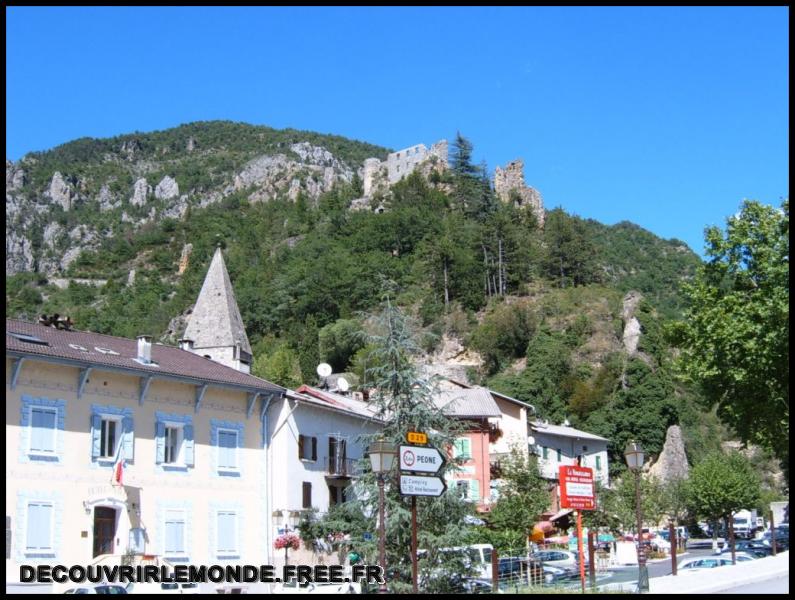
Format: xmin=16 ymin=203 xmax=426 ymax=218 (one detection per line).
xmin=337 ymin=377 xmax=350 ymax=393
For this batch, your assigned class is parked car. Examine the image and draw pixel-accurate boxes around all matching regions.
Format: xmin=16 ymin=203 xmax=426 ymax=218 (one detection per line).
xmin=272 ymin=578 xmax=361 ymax=594
xmin=678 ymin=555 xmax=754 ymax=570
xmin=64 ymin=585 xmax=128 ymax=594
xmin=717 ymin=540 xmax=773 ymax=558
xmin=531 ymin=550 xmax=585 ymax=570
xmin=761 ymin=529 xmax=790 ymax=551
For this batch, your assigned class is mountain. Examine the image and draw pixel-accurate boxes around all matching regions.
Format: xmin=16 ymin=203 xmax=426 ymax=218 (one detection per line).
xmin=7 ymin=121 xmax=727 ymax=473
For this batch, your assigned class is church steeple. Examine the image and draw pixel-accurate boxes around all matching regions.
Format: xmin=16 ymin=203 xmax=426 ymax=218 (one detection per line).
xmin=182 ymin=246 xmax=252 ymax=373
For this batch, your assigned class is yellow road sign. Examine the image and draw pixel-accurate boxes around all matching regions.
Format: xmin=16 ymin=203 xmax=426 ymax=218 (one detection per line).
xmin=406 ymin=431 xmax=427 ymax=445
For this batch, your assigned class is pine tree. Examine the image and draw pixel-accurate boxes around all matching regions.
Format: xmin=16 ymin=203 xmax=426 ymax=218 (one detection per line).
xmin=311 ymin=291 xmax=477 ymax=592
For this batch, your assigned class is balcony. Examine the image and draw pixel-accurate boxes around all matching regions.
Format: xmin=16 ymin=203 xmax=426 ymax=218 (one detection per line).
xmin=325 ymin=456 xmax=357 ymax=478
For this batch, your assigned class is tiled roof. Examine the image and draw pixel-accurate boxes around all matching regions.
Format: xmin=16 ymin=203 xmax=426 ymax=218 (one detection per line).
xmin=434 ymin=388 xmax=502 ymax=418
xmin=530 ymin=421 xmax=608 ymax=442
xmin=6 ymin=319 xmax=283 ymax=394
xmin=441 ymin=378 xmax=536 ymax=411
xmin=291 ymin=385 xmax=383 ymax=422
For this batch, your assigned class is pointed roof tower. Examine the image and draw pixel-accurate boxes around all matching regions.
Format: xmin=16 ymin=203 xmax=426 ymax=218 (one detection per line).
xmin=183 ymin=246 xmax=252 ymax=372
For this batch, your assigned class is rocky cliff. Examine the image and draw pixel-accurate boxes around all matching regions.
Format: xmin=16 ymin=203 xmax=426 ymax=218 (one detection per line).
xmin=5 ymin=122 xmax=387 ymax=277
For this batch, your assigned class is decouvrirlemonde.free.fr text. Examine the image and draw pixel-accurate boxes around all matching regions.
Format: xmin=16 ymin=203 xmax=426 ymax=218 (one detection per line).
xmin=21 ymin=564 xmax=384 ymax=585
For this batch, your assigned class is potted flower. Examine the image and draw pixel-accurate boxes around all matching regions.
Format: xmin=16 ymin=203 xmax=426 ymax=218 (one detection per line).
xmin=274 ymin=532 xmax=301 ymax=565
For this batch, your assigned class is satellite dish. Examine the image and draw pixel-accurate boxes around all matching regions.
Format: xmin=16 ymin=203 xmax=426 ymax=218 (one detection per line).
xmin=563 ymin=419 xmax=570 ymax=427
xmin=528 ymin=436 xmax=536 ymax=445
xmin=317 ymin=363 xmax=332 ymax=377
xmin=337 ymin=377 xmax=350 ymax=392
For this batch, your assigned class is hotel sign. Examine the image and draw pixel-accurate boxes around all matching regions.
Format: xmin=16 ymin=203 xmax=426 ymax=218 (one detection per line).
xmin=559 ymin=465 xmax=595 ymax=510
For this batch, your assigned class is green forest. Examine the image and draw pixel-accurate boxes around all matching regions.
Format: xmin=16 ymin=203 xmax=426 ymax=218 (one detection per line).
xmin=7 ymin=123 xmax=785 ymax=480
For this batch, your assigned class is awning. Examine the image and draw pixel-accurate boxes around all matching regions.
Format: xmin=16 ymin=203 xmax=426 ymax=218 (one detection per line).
xmin=550 ymin=508 xmax=574 ymax=521
xmin=533 ymin=521 xmax=554 ymax=533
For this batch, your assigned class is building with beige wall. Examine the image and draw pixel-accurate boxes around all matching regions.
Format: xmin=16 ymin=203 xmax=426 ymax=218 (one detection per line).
xmin=6 ymin=321 xmax=284 ymax=591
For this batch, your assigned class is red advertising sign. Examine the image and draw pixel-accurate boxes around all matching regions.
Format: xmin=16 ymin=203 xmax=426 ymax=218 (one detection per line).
xmin=559 ymin=465 xmax=595 ymax=510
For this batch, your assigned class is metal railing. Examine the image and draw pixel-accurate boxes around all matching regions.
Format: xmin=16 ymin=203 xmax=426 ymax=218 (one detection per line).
xmin=325 ymin=456 xmax=357 ymax=477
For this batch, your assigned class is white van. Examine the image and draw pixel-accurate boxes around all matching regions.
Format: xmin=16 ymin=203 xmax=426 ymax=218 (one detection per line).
xmin=433 ymin=544 xmax=494 ymax=579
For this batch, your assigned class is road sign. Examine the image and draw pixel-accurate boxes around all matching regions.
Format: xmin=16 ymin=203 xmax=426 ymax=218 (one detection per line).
xmin=406 ymin=431 xmax=427 ymax=445
xmin=399 ymin=445 xmax=445 ymax=474
xmin=400 ymin=474 xmax=446 ymax=497
xmin=559 ymin=465 xmax=595 ymax=510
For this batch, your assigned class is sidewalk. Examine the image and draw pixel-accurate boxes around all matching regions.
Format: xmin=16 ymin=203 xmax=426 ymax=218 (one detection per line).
xmin=648 ymin=551 xmax=790 ymax=594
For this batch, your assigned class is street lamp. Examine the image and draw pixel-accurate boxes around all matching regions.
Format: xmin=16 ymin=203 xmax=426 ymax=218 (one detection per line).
xmin=624 ymin=441 xmax=649 ymax=593
xmin=368 ymin=439 xmax=396 ymax=594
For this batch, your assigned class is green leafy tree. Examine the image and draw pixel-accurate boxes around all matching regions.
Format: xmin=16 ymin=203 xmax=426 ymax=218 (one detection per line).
xmin=252 ymin=340 xmax=303 ymax=389
xmin=483 ymin=445 xmax=550 ymax=553
xmin=543 ymin=209 xmax=599 ymax=288
xmin=673 ymin=199 xmax=789 ymax=478
xmin=318 ymin=318 xmax=365 ymax=372
xmin=687 ymin=451 xmax=763 ymax=553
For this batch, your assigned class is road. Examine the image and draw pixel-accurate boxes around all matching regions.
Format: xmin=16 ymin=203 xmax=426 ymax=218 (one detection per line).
xmin=588 ymin=548 xmax=717 ymax=589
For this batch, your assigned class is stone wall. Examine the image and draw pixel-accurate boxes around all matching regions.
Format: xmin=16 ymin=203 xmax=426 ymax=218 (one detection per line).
xmin=493 ymin=159 xmax=544 ymax=227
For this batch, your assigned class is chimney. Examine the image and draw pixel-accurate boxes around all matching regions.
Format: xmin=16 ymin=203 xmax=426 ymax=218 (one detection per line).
xmin=179 ymin=338 xmax=194 ymax=351
xmin=137 ymin=335 xmax=153 ymax=364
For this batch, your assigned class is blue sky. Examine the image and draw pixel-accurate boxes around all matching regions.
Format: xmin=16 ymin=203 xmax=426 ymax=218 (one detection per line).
xmin=6 ymin=6 xmax=789 ymax=256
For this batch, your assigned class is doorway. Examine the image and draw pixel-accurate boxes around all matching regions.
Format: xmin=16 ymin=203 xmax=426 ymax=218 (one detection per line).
xmin=93 ymin=507 xmax=116 ymax=557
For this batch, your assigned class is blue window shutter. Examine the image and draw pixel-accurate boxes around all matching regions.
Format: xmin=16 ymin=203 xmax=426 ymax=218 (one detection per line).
xmin=122 ymin=416 xmax=134 ymax=462
xmin=155 ymin=421 xmax=166 ymax=464
xmin=184 ymin=425 xmax=195 ymax=467
xmin=91 ymin=414 xmax=102 ymax=459
xmin=26 ymin=503 xmax=52 ymax=550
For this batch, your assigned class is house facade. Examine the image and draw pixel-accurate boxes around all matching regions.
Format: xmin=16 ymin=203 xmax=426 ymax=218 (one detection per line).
xmin=434 ymin=388 xmax=502 ymax=513
xmin=530 ymin=421 xmax=610 ymax=518
xmin=267 ymin=384 xmax=382 ymax=567
xmin=5 ymin=320 xmax=283 ymax=591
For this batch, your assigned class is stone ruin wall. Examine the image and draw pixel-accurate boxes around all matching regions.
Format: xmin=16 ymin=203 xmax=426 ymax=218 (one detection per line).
xmin=362 ymin=139 xmax=449 ymax=198
xmin=493 ymin=158 xmax=545 ymax=227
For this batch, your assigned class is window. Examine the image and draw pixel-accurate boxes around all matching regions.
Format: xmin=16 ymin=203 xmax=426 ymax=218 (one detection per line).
xmin=556 ymin=449 xmax=562 ymax=462
xmin=164 ymin=426 xmax=183 ymax=464
xmin=456 ymin=480 xmax=470 ymax=499
xmin=217 ymin=430 xmax=238 ymax=470
xmin=164 ymin=510 xmax=186 ymax=555
xmin=155 ymin=416 xmax=194 ymax=468
xmin=26 ymin=502 xmax=53 ymax=551
xmin=542 ymin=446 xmax=548 ymax=460
xmin=469 ymin=480 xmax=481 ymax=502
xmin=298 ymin=435 xmax=317 ymax=461
xmin=217 ymin=511 xmax=238 ymax=556
xmin=453 ymin=438 xmax=472 ymax=460
xmin=595 ymin=456 xmax=602 ymax=471
xmin=29 ymin=407 xmax=57 ymax=454
xmin=302 ymin=483 xmax=312 ymax=509
xmin=100 ymin=417 xmax=120 ymax=459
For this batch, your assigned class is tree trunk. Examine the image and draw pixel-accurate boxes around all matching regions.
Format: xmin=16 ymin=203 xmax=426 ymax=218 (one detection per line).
xmin=498 ymin=238 xmax=503 ymax=296
xmin=443 ymin=258 xmax=449 ymax=310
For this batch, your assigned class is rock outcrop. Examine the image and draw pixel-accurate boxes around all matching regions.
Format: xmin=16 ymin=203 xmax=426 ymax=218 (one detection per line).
xmin=649 ymin=425 xmax=690 ymax=484
xmin=154 ymin=175 xmax=180 ymax=200
xmin=178 ymin=243 xmax=193 ymax=275
xmin=98 ymin=184 xmax=120 ymax=212
xmin=6 ymin=160 xmax=25 ymax=191
xmin=129 ymin=178 xmax=150 ymax=207
xmin=47 ymin=172 xmax=72 ymax=211
xmin=621 ymin=291 xmax=644 ymax=357
xmin=6 ymin=231 xmax=34 ymax=275
xmin=494 ymin=159 xmax=544 ymax=227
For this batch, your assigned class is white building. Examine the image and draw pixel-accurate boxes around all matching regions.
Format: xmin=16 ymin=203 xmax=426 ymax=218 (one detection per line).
xmin=266 ymin=384 xmax=382 ymax=567
xmin=530 ymin=420 xmax=610 ymax=518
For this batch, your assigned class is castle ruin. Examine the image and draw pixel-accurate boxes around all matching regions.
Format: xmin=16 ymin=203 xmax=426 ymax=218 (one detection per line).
xmin=493 ymin=159 xmax=544 ymax=227
xmin=361 ymin=139 xmax=449 ymax=199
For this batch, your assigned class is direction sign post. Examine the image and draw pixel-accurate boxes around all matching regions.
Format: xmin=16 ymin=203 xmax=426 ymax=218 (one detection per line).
xmin=559 ymin=465 xmax=595 ymax=593
xmin=400 ymin=474 xmax=446 ymax=497
xmin=399 ymin=446 xmax=445 ymax=474
xmin=400 ymin=434 xmax=447 ymax=593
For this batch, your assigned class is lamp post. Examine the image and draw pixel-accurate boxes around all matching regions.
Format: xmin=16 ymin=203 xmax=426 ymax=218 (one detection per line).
xmin=624 ymin=441 xmax=649 ymax=593
xmin=368 ymin=439 xmax=396 ymax=594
